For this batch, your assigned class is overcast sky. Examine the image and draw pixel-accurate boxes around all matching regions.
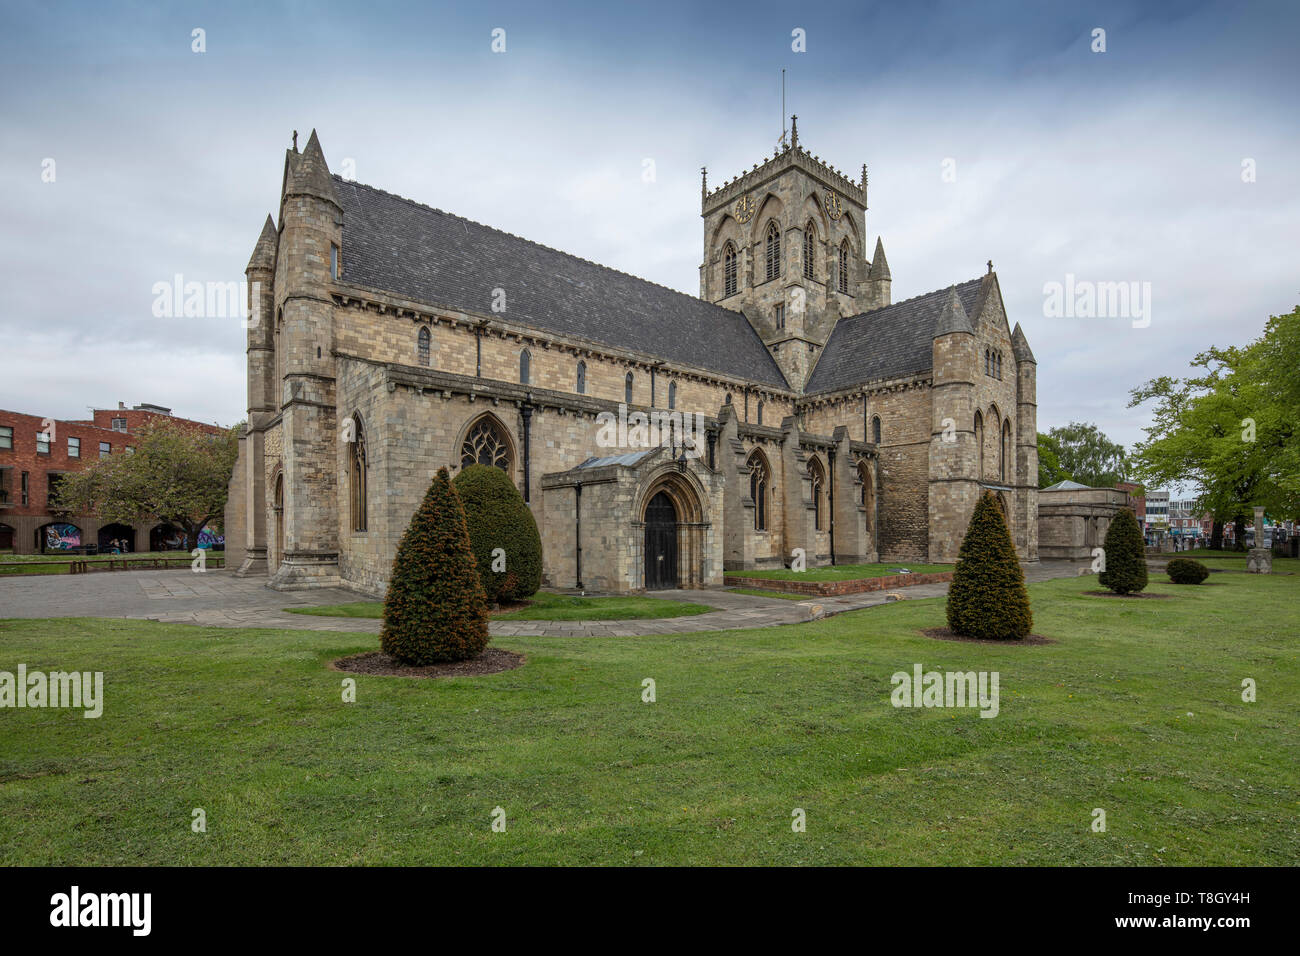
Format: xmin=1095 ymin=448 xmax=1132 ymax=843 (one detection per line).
xmin=2 ymin=0 xmax=1296 ymax=454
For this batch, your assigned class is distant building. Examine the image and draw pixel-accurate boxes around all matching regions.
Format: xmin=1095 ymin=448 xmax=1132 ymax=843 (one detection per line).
xmin=1115 ymin=481 xmax=1145 ymax=524
xmin=1145 ymin=490 xmax=1170 ymax=533
xmin=0 ymin=403 xmax=225 ymax=554
xmin=1037 ymin=479 xmax=1136 ymax=561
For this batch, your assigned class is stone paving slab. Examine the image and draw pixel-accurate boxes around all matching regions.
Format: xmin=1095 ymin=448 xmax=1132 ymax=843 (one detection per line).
xmin=0 ymin=563 xmax=1083 ymax=637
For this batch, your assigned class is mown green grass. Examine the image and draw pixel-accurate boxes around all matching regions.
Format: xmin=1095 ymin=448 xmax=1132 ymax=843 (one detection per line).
xmin=286 ymin=591 xmax=713 ymax=622
xmin=1 ymin=571 xmax=1296 ymax=865
xmin=0 ymin=551 xmax=223 ymax=577
xmin=725 ymin=562 xmax=953 ymax=582
xmin=1171 ymin=549 xmax=1300 ymax=574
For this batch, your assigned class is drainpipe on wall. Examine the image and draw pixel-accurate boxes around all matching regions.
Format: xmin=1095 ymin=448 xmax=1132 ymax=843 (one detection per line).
xmin=828 ymin=446 xmax=836 ymax=566
xmin=575 ymin=482 xmax=583 ymax=590
xmin=520 ymin=402 xmax=533 ymax=503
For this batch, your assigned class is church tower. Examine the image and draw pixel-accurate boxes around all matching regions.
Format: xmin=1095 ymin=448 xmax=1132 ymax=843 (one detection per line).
xmin=699 ymin=117 xmax=888 ymax=390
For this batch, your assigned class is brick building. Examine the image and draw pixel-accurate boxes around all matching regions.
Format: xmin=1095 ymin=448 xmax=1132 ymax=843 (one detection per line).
xmin=224 ymin=127 xmax=1040 ymax=594
xmin=0 ymin=403 xmax=224 ymax=554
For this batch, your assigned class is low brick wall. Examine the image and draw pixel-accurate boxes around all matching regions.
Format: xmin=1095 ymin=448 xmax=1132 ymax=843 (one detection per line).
xmin=726 ymin=571 xmax=953 ymax=597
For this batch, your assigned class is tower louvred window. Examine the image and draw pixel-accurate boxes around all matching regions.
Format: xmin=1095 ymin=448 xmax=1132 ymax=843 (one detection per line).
xmin=803 ymin=222 xmax=816 ymax=279
xmin=723 ymin=242 xmax=737 ymax=296
xmin=765 ymin=222 xmax=780 ymax=281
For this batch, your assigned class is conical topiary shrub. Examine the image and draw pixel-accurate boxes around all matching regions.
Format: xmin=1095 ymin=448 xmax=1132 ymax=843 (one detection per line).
xmin=945 ymin=492 xmax=1033 ymax=640
xmin=1097 ymin=508 xmax=1147 ymax=595
xmin=381 ymin=466 xmax=490 ymax=664
xmin=452 ymin=463 xmax=543 ymax=605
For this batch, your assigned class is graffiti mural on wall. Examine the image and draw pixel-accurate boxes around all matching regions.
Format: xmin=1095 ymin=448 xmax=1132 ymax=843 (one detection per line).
xmin=197 ymin=526 xmax=225 ymax=549
xmin=43 ymin=524 xmax=81 ymax=551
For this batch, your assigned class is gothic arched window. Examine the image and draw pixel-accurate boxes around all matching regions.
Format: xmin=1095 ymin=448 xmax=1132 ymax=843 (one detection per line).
xmin=625 ymin=371 xmax=634 ymax=405
xmin=348 ymin=416 xmax=367 ymax=533
xmin=417 ymin=326 xmax=431 ymax=367
xmin=723 ymin=242 xmax=737 ymax=296
xmin=461 ymin=416 xmax=512 ymax=473
xmin=838 ymin=240 xmax=850 ymax=294
xmin=668 ymin=380 xmax=677 ymax=410
xmin=519 ymin=349 xmax=531 ymax=385
xmin=576 ymin=360 xmax=586 ymax=394
xmin=765 ymin=221 xmax=781 ymax=281
xmin=858 ymin=460 xmax=873 ymax=509
xmin=974 ymin=411 xmax=985 ymax=478
xmin=872 ymin=415 xmax=882 ymax=445
xmin=757 ymin=400 xmax=764 ymax=426
xmin=1001 ymin=419 xmax=1012 ymax=482
xmin=807 ymin=457 xmax=826 ymax=531
xmin=748 ymin=451 xmax=770 ymax=531
xmin=803 ymin=221 xmax=816 ymax=279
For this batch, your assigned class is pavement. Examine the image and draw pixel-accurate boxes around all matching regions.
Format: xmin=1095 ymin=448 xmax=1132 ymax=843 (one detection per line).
xmin=0 ymin=562 xmax=1082 ymax=637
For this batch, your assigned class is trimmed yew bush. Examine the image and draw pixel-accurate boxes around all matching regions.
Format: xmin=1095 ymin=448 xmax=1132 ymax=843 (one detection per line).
xmin=453 ymin=464 xmax=543 ymax=604
xmin=1097 ymin=508 xmax=1148 ymax=595
xmin=1167 ymin=557 xmax=1210 ymax=585
xmin=945 ymin=492 xmax=1033 ymax=640
xmin=381 ymin=467 xmax=489 ymax=664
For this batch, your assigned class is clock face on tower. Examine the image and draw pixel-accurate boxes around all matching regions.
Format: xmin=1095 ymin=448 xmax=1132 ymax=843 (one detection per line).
xmin=734 ymin=194 xmax=756 ymax=224
xmin=823 ymin=190 xmax=843 ymax=221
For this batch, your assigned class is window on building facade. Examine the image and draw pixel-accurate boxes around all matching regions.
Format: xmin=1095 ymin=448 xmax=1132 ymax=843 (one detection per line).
xmin=974 ymin=411 xmax=985 ymax=477
xmin=859 ymin=460 xmax=873 ymax=508
xmin=349 ymin=416 xmax=367 ymax=532
xmin=775 ymin=302 xmax=785 ymax=330
xmin=576 ymin=360 xmax=586 ymax=394
xmin=838 ymin=240 xmax=850 ymax=294
xmin=765 ymin=222 xmax=780 ymax=281
xmin=519 ymin=349 xmax=531 ymax=385
xmin=872 ymin=416 xmax=882 ymax=444
xmin=723 ymin=242 xmax=737 ymax=296
xmin=1001 ymin=419 xmax=1012 ymax=482
xmin=99 ymin=442 xmax=111 ymax=458
xmin=21 ymin=471 xmax=29 ymax=506
xmin=111 ymin=417 xmax=127 ymax=432
xmin=0 ymin=426 xmax=11 ymax=449
xmin=748 ymin=451 xmax=770 ymax=531
xmin=37 ymin=431 xmax=50 ymax=454
xmin=757 ymin=400 xmax=764 ymax=425
xmin=668 ymin=380 xmax=677 ymax=410
xmin=68 ymin=437 xmax=80 ymax=458
xmin=625 ymin=372 xmax=634 ymax=405
xmin=330 ymin=244 xmax=340 ymax=279
xmin=461 ymin=417 xmax=512 ymax=473
xmin=803 ymin=221 xmax=816 ymax=279
xmin=418 ymin=327 xmax=431 ymax=367
xmin=808 ymin=457 xmax=825 ymax=531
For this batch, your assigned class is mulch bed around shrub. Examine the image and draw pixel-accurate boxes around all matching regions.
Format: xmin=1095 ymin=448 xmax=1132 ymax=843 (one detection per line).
xmin=1082 ymin=590 xmax=1175 ymax=599
xmin=330 ymin=648 xmax=525 ymax=679
xmin=921 ymin=627 xmax=1056 ymax=646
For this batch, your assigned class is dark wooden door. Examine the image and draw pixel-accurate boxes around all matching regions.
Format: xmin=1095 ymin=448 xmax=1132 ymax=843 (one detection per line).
xmin=644 ymin=491 xmax=678 ymax=590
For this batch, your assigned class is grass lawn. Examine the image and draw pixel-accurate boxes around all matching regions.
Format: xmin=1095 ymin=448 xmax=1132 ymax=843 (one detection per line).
xmin=726 ymin=587 xmax=811 ymax=601
xmin=285 ymin=591 xmax=713 ymax=622
xmin=726 ymin=561 xmax=953 ymax=582
xmin=1170 ymin=548 xmax=1300 ymax=574
xmin=0 ymin=551 xmax=223 ymax=577
xmin=2 ymin=569 xmax=1296 ymax=865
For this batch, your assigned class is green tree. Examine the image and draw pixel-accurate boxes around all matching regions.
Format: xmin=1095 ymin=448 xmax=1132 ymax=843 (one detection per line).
xmin=54 ymin=419 xmax=240 ymax=551
xmin=452 ymin=464 xmax=542 ymax=605
xmin=1047 ymin=422 xmax=1127 ymax=487
xmin=1097 ymin=508 xmax=1147 ymax=594
xmin=1128 ymin=307 xmax=1300 ymax=536
xmin=945 ymin=492 xmax=1033 ymax=640
xmin=381 ymin=467 xmax=490 ymax=664
xmin=1037 ymin=432 xmax=1073 ymax=487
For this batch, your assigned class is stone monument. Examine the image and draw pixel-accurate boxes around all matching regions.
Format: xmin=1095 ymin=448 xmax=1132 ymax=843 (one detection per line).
xmin=1246 ymin=506 xmax=1272 ymax=573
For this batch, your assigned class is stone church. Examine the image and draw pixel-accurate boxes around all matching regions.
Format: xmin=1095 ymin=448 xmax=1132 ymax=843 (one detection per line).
xmin=224 ymin=125 xmax=1039 ymax=595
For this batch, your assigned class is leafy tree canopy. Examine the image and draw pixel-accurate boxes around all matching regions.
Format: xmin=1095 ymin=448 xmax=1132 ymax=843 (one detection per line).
xmin=1037 ymin=432 xmax=1073 ymax=488
xmin=55 ymin=419 xmax=241 ymax=551
xmin=1045 ymin=422 xmax=1128 ymax=488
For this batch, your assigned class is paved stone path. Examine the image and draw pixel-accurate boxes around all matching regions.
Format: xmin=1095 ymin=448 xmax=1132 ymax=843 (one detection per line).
xmin=0 ymin=562 xmax=1082 ymax=637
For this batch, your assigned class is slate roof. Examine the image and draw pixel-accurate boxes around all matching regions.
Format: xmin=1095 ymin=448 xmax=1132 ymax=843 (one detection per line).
xmin=332 ymin=177 xmax=791 ymax=389
xmin=1041 ymin=479 xmax=1093 ymax=491
xmin=803 ymin=278 xmax=984 ymax=395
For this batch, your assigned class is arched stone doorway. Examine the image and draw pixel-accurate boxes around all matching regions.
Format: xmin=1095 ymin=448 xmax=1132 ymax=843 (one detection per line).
xmin=637 ymin=471 xmax=707 ymax=590
xmin=644 ymin=491 xmax=678 ymax=589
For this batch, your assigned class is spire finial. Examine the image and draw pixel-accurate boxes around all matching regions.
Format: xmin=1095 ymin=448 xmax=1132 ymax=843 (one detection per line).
xmin=861 ymin=163 xmax=868 ymax=188
xmin=701 ymin=166 xmax=708 ymax=197
xmin=292 ymin=130 xmax=298 ymax=151
xmin=790 ymin=114 xmax=798 ymax=149
xmin=987 ymin=259 xmax=993 ymax=274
